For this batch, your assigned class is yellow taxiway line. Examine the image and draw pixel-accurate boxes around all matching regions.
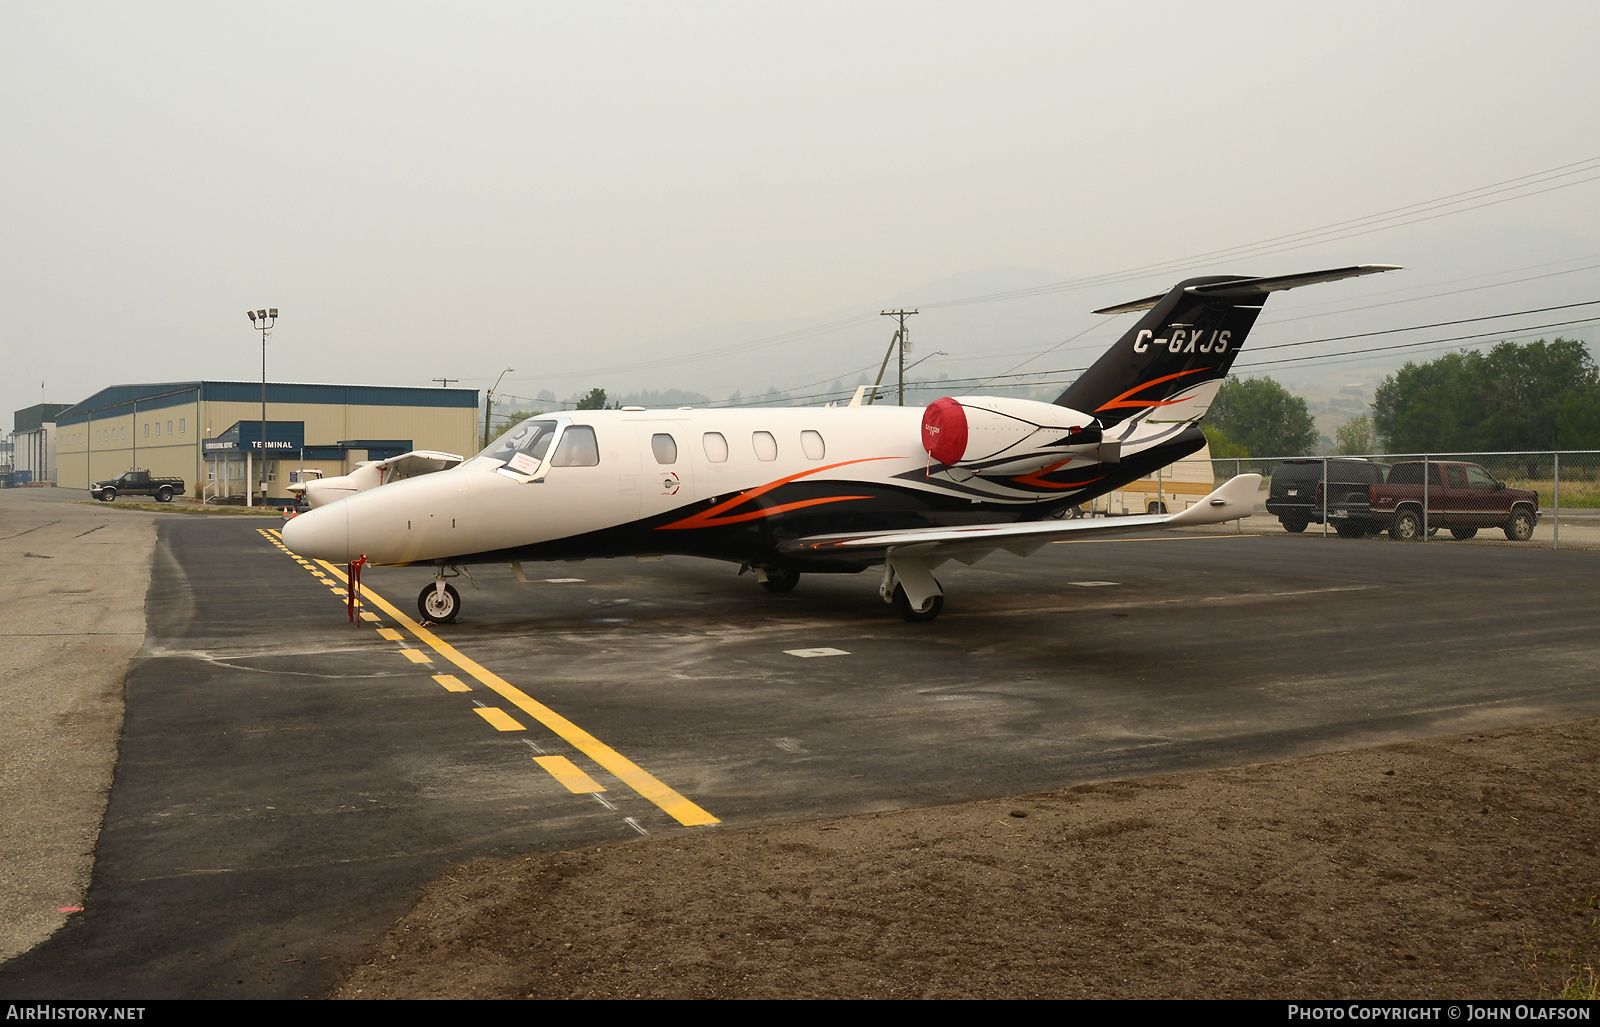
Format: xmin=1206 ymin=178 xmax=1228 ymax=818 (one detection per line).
xmin=278 ymin=541 xmax=717 ymax=828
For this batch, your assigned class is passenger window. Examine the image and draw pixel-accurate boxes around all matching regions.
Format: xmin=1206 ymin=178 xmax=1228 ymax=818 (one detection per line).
xmin=703 ymin=432 xmax=728 ymax=463
xmin=1446 ymin=467 xmax=1467 ymax=488
xmin=651 ymin=433 xmax=677 ymax=465
xmin=1465 ymin=466 xmax=1495 ymax=488
xmin=752 ymin=431 xmax=777 ymax=461
xmin=551 ymin=426 xmax=600 ymax=467
xmin=801 ymin=430 xmax=825 ymax=460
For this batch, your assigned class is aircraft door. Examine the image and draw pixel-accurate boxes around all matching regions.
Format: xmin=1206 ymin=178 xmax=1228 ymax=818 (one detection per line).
xmin=532 ymin=424 xmax=641 ymax=539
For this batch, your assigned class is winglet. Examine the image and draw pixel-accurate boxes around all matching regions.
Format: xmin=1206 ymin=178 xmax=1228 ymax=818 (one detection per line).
xmin=1163 ymin=473 xmax=1261 ymax=527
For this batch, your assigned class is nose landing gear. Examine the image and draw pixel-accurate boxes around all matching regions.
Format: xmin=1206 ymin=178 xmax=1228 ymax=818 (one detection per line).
xmin=419 ymin=582 xmax=461 ymax=623
xmin=418 ymin=565 xmax=472 ymax=623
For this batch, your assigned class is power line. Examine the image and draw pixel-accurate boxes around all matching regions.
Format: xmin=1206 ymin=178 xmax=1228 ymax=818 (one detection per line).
xmin=501 ymin=156 xmax=1600 ymax=387
xmin=1251 ymin=299 xmax=1600 ymax=353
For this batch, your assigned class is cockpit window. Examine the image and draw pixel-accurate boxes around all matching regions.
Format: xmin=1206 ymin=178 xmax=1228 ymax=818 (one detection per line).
xmin=476 ymin=419 xmax=559 ymax=467
xmin=550 ymin=425 xmax=600 ymax=467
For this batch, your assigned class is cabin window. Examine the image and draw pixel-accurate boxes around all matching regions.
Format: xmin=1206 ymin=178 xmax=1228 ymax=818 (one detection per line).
xmin=801 ymin=430 xmax=825 ymax=460
xmin=702 ymin=432 xmax=728 ymax=463
xmin=752 ymin=431 xmax=777 ymax=461
xmin=651 ymin=433 xmax=678 ymax=465
xmin=551 ymin=426 xmax=600 ymax=467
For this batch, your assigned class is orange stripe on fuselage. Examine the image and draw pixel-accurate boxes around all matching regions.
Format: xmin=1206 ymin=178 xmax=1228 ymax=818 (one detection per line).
xmin=656 ymin=456 xmax=899 ymax=531
xmin=1010 ymin=461 xmax=1108 ymax=490
xmin=1095 ymin=368 xmax=1211 ymax=412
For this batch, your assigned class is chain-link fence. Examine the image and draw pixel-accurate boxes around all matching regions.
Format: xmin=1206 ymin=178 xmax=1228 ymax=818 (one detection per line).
xmin=1086 ymin=450 xmax=1600 ymax=551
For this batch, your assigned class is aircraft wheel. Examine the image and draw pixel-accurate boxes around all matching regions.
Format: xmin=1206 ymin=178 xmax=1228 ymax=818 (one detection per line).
xmin=893 ymin=583 xmax=943 ymax=623
xmin=418 ymin=583 xmax=461 ymax=623
xmin=759 ymin=569 xmax=800 ymax=593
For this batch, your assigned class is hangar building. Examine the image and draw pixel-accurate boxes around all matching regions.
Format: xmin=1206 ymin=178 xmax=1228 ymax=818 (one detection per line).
xmin=54 ymin=381 xmax=479 ymax=501
xmin=10 ymin=403 xmax=71 ymax=485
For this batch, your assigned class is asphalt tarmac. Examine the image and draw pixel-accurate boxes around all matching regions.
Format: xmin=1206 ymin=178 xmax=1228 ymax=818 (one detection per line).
xmin=2 ymin=509 xmax=1597 ymax=998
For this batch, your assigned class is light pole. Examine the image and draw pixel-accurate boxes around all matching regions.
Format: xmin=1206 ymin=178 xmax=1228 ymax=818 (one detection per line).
xmin=484 ymin=367 xmax=513 ymax=448
xmin=246 ymin=308 xmax=277 ymax=507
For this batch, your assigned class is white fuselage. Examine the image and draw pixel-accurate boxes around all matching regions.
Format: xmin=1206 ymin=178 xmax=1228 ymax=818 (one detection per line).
xmin=282 ymin=404 xmax=1189 ymax=568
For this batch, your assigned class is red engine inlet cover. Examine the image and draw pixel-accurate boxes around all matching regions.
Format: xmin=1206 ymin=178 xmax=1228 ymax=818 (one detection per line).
xmin=921 ymin=397 xmax=968 ymax=466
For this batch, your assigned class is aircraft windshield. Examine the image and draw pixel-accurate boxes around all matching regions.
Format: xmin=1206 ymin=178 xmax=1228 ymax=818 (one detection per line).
xmin=472 ymin=419 xmax=560 ymax=472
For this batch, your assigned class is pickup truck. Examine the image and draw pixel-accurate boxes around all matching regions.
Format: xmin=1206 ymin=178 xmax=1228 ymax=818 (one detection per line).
xmin=1347 ymin=460 xmax=1539 ymax=542
xmin=90 ymin=470 xmax=186 ymax=502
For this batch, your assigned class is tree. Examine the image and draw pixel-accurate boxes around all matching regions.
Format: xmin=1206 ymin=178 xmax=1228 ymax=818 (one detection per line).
xmin=1200 ymin=423 xmax=1249 ymax=459
xmin=575 ymin=388 xmax=612 ymax=410
xmin=1206 ymin=377 xmax=1318 ymax=457
xmin=1373 ymin=338 xmax=1600 ymax=453
xmin=1336 ymin=415 xmax=1377 ymax=455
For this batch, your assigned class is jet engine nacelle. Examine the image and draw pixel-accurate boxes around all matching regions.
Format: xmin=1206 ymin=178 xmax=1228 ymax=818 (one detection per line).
xmin=920 ymin=395 xmax=1119 ymax=478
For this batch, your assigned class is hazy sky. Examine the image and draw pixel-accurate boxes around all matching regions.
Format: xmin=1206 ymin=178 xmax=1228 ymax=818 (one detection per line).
xmin=5 ymin=2 xmax=1600 ymax=426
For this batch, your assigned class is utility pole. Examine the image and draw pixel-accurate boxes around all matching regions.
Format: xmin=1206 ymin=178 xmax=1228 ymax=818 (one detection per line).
xmin=433 ymin=377 xmax=458 ymax=388
xmin=484 ymin=368 xmax=513 ymax=448
xmin=872 ymin=310 xmax=918 ymax=405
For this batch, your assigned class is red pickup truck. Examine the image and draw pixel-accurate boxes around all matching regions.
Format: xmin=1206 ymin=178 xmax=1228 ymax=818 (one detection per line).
xmin=1359 ymin=460 xmax=1539 ymax=542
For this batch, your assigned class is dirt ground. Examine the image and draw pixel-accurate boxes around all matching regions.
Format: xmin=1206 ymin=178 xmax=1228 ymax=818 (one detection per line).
xmin=337 ymin=719 xmax=1600 ymax=1000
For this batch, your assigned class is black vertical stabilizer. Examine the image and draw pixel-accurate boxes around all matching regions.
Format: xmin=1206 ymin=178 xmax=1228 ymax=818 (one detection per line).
xmin=1055 ymin=264 xmax=1400 ymax=427
xmin=1054 ymin=275 xmax=1262 ymax=428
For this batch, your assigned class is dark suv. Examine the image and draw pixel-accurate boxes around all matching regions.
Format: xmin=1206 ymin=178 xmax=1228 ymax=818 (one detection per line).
xmin=1267 ymin=458 xmax=1390 ymax=534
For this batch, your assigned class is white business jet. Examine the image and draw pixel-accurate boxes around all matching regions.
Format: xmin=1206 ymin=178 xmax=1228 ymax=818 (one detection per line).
xmin=283 ymin=265 xmax=1398 ymax=623
xmin=286 ymin=450 xmax=464 ymax=509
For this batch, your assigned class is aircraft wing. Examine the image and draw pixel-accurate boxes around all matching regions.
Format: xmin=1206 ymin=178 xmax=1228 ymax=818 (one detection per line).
xmin=371 ymin=450 xmax=463 ymax=480
xmin=779 ymin=473 xmax=1261 ymax=563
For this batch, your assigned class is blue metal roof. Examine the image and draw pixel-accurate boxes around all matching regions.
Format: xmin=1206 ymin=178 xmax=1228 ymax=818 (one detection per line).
xmin=55 ymin=381 xmax=478 ymax=426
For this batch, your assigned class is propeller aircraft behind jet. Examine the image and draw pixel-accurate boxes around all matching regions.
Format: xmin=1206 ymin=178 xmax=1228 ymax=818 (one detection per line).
xmin=283 ymin=265 xmax=1398 ymax=623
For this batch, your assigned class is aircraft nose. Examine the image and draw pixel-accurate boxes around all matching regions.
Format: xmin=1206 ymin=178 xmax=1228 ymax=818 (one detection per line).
xmin=281 ymin=502 xmax=350 ymax=561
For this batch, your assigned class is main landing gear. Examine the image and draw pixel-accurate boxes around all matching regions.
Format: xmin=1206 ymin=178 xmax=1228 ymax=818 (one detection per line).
xmin=880 ymin=551 xmax=944 ymax=623
xmin=749 ymin=558 xmax=945 ymax=621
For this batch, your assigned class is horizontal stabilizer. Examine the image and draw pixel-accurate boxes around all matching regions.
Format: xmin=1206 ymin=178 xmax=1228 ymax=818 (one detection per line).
xmin=1184 ymin=265 xmax=1401 ymax=300
xmin=1091 ymin=265 xmax=1400 ymax=315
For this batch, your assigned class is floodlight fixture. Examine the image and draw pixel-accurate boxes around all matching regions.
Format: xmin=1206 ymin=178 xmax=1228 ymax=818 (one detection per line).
xmin=247 ymin=310 xmax=256 ymax=322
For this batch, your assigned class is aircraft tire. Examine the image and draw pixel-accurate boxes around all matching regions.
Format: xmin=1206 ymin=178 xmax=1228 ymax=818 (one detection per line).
xmin=418 ymin=583 xmax=461 ymax=624
xmin=759 ymin=569 xmax=800 ymax=593
xmin=893 ymin=583 xmax=943 ymax=623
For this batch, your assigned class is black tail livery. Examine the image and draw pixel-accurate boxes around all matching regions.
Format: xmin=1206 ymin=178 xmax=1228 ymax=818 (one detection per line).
xmin=1056 ymin=265 xmax=1399 ymax=426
